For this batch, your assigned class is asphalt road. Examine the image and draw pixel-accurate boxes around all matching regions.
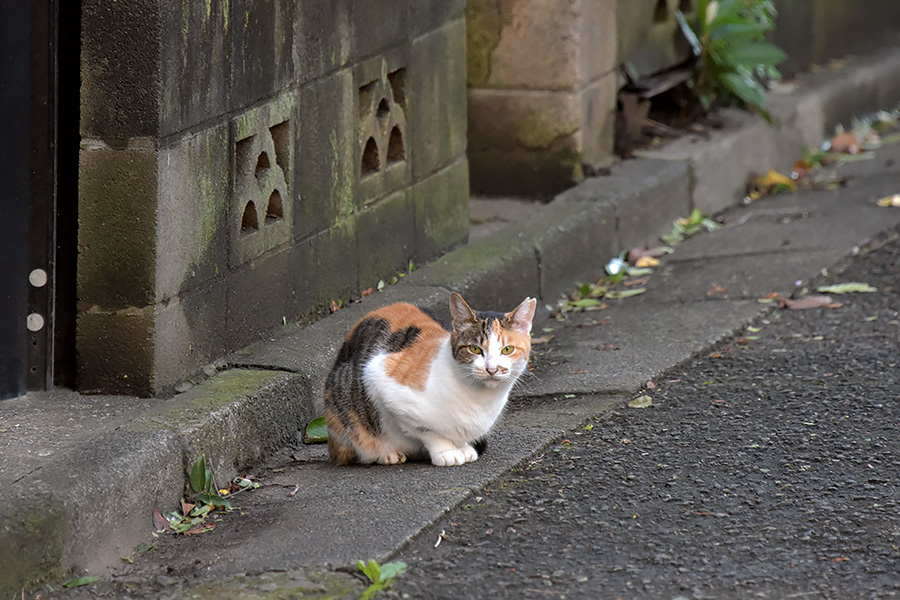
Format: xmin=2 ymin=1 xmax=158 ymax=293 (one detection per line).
xmin=390 ymin=226 xmax=900 ymax=599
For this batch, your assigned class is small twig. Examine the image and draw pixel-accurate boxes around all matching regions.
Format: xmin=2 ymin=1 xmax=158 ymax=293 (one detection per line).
xmin=434 ymin=529 xmax=445 ymax=548
xmin=288 ymin=484 xmax=299 ymax=497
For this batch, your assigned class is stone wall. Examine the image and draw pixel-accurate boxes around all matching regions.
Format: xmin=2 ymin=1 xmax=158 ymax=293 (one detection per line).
xmin=78 ymin=0 xmax=469 ymax=395
xmin=465 ymin=0 xmax=694 ymax=198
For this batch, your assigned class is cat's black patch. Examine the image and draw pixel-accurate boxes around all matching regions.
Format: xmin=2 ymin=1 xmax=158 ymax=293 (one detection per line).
xmin=386 ymin=325 xmax=421 ymax=353
xmin=421 ymin=307 xmax=452 ymax=332
xmin=473 ymin=437 xmax=488 ymax=456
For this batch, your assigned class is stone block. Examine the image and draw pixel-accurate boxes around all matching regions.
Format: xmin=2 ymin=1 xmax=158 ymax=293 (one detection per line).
xmin=230 ymin=92 xmax=295 ymax=268
xmin=153 ymin=278 xmax=228 ymax=392
xmin=410 ymin=0 xmax=465 ymax=38
xmin=294 ymin=221 xmax=360 ymax=317
xmin=159 ymin=0 xmax=230 ymax=136
xmin=80 ymin=0 xmax=160 ymax=138
xmin=580 ymin=0 xmax=618 ymax=83
xmin=413 ymin=158 xmax=470 ymax=264
xmin=468 ymin=88 xmax=583 ymax=196
xmin=294 ymin=0 xmax=351 ymax=83
xmin=354 ymin=47 xmax=412 ymax=206
xmin=409 ymin=17 xmax=467 ymax=180
xmin=76 ymin=305 xmax=155 ymax=396
xmin=357 ymin=190 xmax=416 ymax=289
xmin=230 ymin=0 xmax=294 ymax=107
xmin=226 ymin=247 xmax=297 ymax=350
xmin=348 ymin=0 xmax=409 ymax=62
xmin=468 ymin=0 xmax=581 ymax=90
xmin=78 ymin=143 xmax=158 ymax=308
xmin=156 ymin=125 xmax=230 ymax=302
xmin=295 ymin=70 xmax=356 ymax=239
xmin=580 ymin=72 xmax=617 ymax=165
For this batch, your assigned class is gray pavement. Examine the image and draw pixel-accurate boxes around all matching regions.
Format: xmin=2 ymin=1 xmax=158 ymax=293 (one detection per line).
xmin=4 ymin=45 xmax=900 ymax=598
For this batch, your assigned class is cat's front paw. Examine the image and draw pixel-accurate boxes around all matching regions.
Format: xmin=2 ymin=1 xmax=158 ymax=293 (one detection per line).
xmin=377 ymin=450 xmax=407 ymax=465
xmin=431 ymin=445 xmax=478 ymax=467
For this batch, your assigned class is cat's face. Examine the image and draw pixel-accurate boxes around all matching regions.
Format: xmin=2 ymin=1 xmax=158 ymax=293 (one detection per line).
xmin=449 ymin=293 xmax=537 ymax=388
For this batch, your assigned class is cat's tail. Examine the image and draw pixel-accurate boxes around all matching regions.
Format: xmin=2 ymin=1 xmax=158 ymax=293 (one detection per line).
xmin=324 ymin=407 xmax=358 ymax=465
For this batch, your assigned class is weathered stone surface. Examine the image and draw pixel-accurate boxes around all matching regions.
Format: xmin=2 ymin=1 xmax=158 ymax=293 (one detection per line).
xmin=156 ymin=125 xmax=230 ymax=302
xmin=230 ymin=0 xmax=294 ymax=108
xmin=294 ymin=221 xmax=360 ymax=318
xmin=348 ymin=0 xmax=409 ymax=61
xmin=581 ymin=0 xmax=618 ymax=83
xmin=409 ymin=17 xmax=468 ymax=180
xmin=159 ymin=0 xmax=230 ymax=136
xmin=226 ymin=247 xmax=297 ymax=350
xmin=76 ymin=305 xmax=155 ymax=395
xmin=487 ymin=0 xmax=582 ymax=90
xmin=80 ymin=0 xmax=160 ymax=138
xmin=410 ymin=0 xmax=466 ymax=38
xmin=579 ymin=72 xmax=617 ymax=165
xmin=294 ymin=0 xmax=351 ymax=83
xmin=295 ymin=70 xmax=356 ymax=239
xmin=154 ymin=278 xmax=228 ymax=392
xmin=357 ymin=190 xmax=417 ymax=288
xmin=78 ymin=144 xmax=159 ymax=308
xmin=413 ymin=158 xmax=470 ymax=263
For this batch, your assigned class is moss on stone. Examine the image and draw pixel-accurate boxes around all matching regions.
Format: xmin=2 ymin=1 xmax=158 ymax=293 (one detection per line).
xmin=0 ymin=499 xmax=67 ymax=598
xmin=465 ymin=0 xmax=504 ymax=84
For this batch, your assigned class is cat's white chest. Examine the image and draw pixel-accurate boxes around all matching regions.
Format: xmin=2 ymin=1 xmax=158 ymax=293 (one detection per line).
xmin=363 ymin=340 xmax=511 ymax=445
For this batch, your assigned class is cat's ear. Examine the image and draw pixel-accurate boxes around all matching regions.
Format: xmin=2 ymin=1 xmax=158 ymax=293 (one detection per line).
xmin=504 ymin=297 xmax=536 ymax=334
xmin=449 ymin=292 xmax=477 ymax=327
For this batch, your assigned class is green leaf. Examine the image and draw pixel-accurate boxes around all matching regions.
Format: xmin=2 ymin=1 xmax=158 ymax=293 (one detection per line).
xmin=571 ymin=298 xmax=603 ymax=308
xmin=190 ymin=455 xmax=208 ymax=494
xmin=305 ymin=416 xmax=329 ymax=443
xmin=720 ymin=71 xmax=767 ymax=110
xmin=63 ymin=576 xmax=99 ymax=588
xmin=710 ymin=21 xmax=765 ymax=43
xmin=721 ymin=41 xmax=787 ymax=69
xmin=628 ymin=395 xmax=653 ymax=409
xmin=357 ymin=559 xmax=381 ymax=584
xmin=377 ymin=561 xmax=407 ymax=581
xmin=605 ymin=288 xmax=646 ymax=299
xmin=817 ymin=283 xmax=877 ymax=294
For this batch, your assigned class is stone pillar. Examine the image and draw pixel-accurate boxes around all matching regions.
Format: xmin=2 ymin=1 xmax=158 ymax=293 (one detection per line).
xmin=466 ymin=0 xmax=618 ymax=197
xmin=78 ymin=0 xmax=469 ymax=395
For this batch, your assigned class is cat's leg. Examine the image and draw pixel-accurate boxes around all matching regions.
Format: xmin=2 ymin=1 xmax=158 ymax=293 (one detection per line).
xmin=420 ymin=435 xmax=479 ymax=466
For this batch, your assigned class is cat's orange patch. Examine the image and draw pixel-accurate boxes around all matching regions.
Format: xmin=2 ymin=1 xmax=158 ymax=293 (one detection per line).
xmin=364 ymin=303 xmax=449 ymax=391
xmin=325 ymin=407 xmax=357 ymax=465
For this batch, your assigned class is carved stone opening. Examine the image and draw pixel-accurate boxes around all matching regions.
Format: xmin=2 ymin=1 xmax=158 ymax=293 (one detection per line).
xmin=236 ymin=135 xmax=255 ymax=174
xmin=358 ymin=79 xmax=378 ymax=118
xmin=241 ymin=201 xmax=258 ymax=233
xmin=266 ymin=190 xmax=283 ymax=223
xmin=269 ymin=121 xmax=290 ymax=174
xmin=653 ymin=0 xmax=668 ymax=22
xmin=255 ymin=151 xmax=271 ymax=178
xmin=377 ymin=98 xmax=390 ymax=119
xmin=387 ymin=68 xmax=406 ymax=108
xmin=387 ymin=126 xmax=405 ymax=163
xmin=362 ymin=137 xmax=380 ymax=174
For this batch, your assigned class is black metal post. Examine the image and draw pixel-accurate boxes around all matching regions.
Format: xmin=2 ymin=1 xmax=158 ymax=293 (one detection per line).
xmin=0 ymin=2 xmax=32 ymax=399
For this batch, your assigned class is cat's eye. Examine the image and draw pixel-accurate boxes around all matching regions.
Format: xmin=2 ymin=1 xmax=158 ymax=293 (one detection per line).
xmin=501 ymin=345 xmax=515 ymax=355
xmin=468 ymin=345 xmax=483 ymax=355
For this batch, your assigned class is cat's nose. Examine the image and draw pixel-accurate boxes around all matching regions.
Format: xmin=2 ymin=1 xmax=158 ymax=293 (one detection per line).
xmin=486 ymin=366 xmax=498 ymax=376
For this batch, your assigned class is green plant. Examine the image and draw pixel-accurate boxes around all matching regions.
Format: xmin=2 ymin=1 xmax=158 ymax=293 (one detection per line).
xmin=356 ymin=559 xmax=407 ymax=599
xmin=681 ymin=0 xmax=787 ymax=119
xmin=160 ymin=454 xmax=231 ymax=534
xmin=661 ymin=209 xmax=721 ymax=245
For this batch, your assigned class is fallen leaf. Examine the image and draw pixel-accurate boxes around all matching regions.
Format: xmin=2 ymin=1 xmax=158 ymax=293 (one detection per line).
xmin=635 ymin=256 xmax=660 ymax=268
xmin=628 ymin=395 xmax=653 ymax=409
xmin=531 ymin=334 xmax=554 ymax=345
xmin=876 ymin=194 xmax=900 ymax=207
xmin=624 ymin=277 xmax=649 ymax=287
xmin=304 ymin=416 xmax=328 ymax=444
xmin=595 ymin=343 xmax=619 ymax=351
xmin=830 ymin=131 xmax=862 ymax=154
xmin=646 ymin=380 xmax=656 ymax=389
xmin=817 ymin=282 xmax=877 ymax=294
xmin=63 ymin=576 xmax=100 ymax=588
xmin=361 ymin=287 xmax=375 ymax=297
xmin=755 ymin=169 xmax=797 ymax=193
xmin=779 ymin=295 xmax=835 ymax=310
xmin=329 ymin=300 xmax=341 ymax=313
xmin=707 ymin=283 xmax=727 ymax=296
xmin=606 ymin=288 xmax=646 ymax=299
xmin=181 ymin=501 xmax=195 ymax=516
xmin=830 ymin=556 xmax=850 ymax=562
xmin=153 ymin=507 xmax=172 ymax=532
xmin=184 ymin=522 xmax=216 ymax=535
xmin=571 ymin=369 xmax=590 ymax=374
xmin=627 ymin=246 xmax=673 ymax=264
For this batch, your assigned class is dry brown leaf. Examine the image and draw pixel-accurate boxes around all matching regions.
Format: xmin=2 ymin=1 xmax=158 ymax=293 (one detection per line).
xmin=778 ymin=295 xmax=834 ymax=310
xmin=152 ymin=507 xmax=172 ymax=532
xmin=329 ymin=300 xmax=341 ymax=313
xmin=181 ymin=501 xmax=195 ymax=516
xmin=707 ymin=283 xmax=727 ymax=296
xmin=830 ymin=131 xmax=862 ymax=154
xmin=624 ymin=277 xmax=649 ymax=287
xmin=876 ymin=194 xmax=900 ymax=207
xmin=570 ymin=369 xmax=590 ymax=374
xmin=531 ymin=334 xmax=554 ymax=345
xmin=361 ymin=287 xmax=375 ymax=297
xmin=595 ymin=342 xmax=619 ymax=351
xmin=626 ymin=246 xmax=670 ymax=265
xmin=184 ymin=522 xmax=216 ymax=535
xmin=635 ymin=256 xmax=660 ymax=268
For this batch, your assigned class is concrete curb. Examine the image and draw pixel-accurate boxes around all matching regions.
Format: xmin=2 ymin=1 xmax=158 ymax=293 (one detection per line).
xmin=4 ymin=45 xmax=900 ymax=596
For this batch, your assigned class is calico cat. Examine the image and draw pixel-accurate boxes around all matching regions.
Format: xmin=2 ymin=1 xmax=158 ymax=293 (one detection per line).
xmin=324 ymin=292 xmax=536 ymax=467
